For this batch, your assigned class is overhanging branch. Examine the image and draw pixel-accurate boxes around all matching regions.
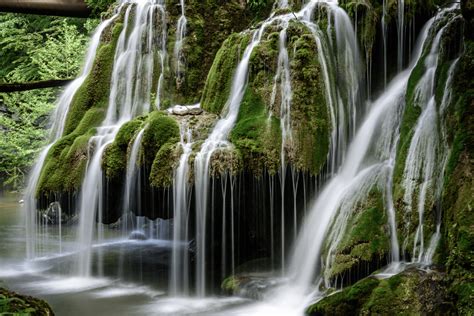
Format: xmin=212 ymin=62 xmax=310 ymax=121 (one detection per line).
xmin=0 ymin=79 xmax=75 ymax=93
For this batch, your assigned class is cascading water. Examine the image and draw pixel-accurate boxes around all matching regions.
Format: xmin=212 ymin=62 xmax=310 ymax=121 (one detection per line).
xmin=401 ymin=11 xmax=461 ymax=263
xmin=270 ymin=19 xmax=293 ymax=271
xmin=24 ymin=9 xmax=122 ymax=259
xmin=14 ymin=0 xmax=464 ymax=314
xmin=170 ymin=120 xmax=193 ymax=295
xmin=76 ymin=0 xmax=168 ymax=277
xmin=398 ymin=0 xmax=405 ymax=71
xmin=174 ymin=0 xmax=187 ymax=85
xmin=288 ymin=4 xmax=457 ymax=294
xmin=122 ymin=126 xmax=147 ymax=232
xmin=193 ymin=0 xmax=363 ymax=295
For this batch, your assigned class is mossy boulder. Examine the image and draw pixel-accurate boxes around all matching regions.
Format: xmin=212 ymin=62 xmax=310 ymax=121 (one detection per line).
xmin=323 ymin=191 xmax=390 ymax=282
xmin=149 ymin=142 xmax=181 ymax=188
xmin=0 ymin=287 xmax=54 ymax=315
xmin=163 ymin=0 xmax=273 ymax=105
xmin=201 ymin=32 xmax=252 ymax=114
xmin=307 ymin=268 xmax=454 ymax=315
xmin=141 ymin=112 xmax=180 ymax=165
xmin=203 ymin=18 xmax=330 ymax=176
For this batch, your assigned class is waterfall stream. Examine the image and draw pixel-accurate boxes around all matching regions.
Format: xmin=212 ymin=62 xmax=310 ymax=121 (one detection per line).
xmin=76 ymin=0 xmax=168 ymax=277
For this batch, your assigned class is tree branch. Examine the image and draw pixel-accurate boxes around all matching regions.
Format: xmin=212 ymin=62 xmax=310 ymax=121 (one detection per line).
xmin=0 ymin=79 xmax=75 ymax=93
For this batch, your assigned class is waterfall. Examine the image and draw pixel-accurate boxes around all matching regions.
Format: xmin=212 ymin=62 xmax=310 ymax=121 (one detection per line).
xmin=122 ymin=126 xmax=147 ymax=231
xmin=170 ymin=120 xmax=193 ymax=295
xmin=193 ymin=0 xmax=364 ymax=295
xmin=398 ymin=0 xmax=405 ymax=71
xmin=174 ymin=0 xmax=187 ymax=85
xmin=287 ymin=5 xmax=454 ymax=293
xmin=270 ymin=20 xmax=293 ymax=272
xmin=76 ymin=0 xmax=168 ymax=277
xmin=24 ymin=9 xmax=122 ymax=259
xmin=381 ymin=0 xmax=387 ymax=86
xmin=400 ymin=10 xmax=461 ymax=262
xmin=193 ymin=14 xmax=271 ymax=297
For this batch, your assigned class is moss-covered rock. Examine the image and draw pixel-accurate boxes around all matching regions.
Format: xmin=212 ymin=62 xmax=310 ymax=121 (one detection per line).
xmin=307 ymin=268 xmax=454 ymax=315
xmin=0 ymin=287 xmax=54 ymax=315
xmin=149 ymin=142 xmax=181 ymax=188
xmin=36 ymin=15 xmax=124 ymax=195
xmin=164 ymin=0 xmax=273 ymax=105
xmin=324 ymin=191 xmax=390 ymax=282
xmin=392 ymin=9 xmax=464 ymax=259
xmin=201 ymin=32 xmax=252 ymax=114
xmin=438 ymin=37 xmax=474 ymax=315
xmin=307 ymin=277 xmax=380 ymax=315
xmin=230 ymin=88 xmax=281 ymax=175
xmin=142 ymin=112 xmax=180 ymax=165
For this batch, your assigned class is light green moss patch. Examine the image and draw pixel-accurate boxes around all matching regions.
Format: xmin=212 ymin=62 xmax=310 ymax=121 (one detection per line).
xmin=201 ymin=32 xmax=251 ymax=114
xmin=149 ymin=142 xmax=181 ymax=188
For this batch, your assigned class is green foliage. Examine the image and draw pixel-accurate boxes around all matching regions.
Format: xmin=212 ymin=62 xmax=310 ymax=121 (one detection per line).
xmin=247 ymin=0 xmax=269 ymax=12
xmin=102 ymin=142 xmax=126 ymax=179
xmin=0 ymin=13 xmax=95 ymax=189
xmin=115 ymin=117 xmax=146 ymax=149
xmin=85 ymin=0 xmax=117 ymax=16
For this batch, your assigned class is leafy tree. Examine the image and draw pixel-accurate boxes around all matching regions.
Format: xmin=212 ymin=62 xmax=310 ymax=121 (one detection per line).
xmin=0 ymin=13 xmax=96 ymax=190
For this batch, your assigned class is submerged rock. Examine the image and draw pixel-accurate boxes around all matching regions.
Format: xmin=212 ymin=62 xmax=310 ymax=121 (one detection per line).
xmin=129 ymin=230 xmax=148 ymax=241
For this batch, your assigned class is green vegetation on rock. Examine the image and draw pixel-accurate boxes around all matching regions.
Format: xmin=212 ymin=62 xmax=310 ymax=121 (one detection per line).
xmin=0 ymin=287 xmax=54 ymax=315
xmin=307 ymin=269 xmax=453 ymax=315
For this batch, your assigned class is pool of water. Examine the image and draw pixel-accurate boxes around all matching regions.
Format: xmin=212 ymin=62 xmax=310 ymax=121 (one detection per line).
xmin=0 ymin=192 xmax=318 ymax=315
xmin=0 ymin=192 xmax=258 ymax=315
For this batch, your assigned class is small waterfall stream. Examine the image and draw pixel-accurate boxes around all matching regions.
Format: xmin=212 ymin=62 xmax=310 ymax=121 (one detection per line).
xmin=174 ymin=0 xmax=187 ymax=84
xmin=122 ymin=127 xmax=147 ymax=231
xmin=170 ymin=120 xmax=193 ymax=295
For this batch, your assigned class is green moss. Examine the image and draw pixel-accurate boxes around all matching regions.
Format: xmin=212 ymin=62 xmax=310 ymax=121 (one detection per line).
xmin=102 ymin=142 xmax=126 ymax=179
xmin=308 ymin=269 xmax=453 ymax=315
xmin=290 ymin=28 xmax=329 ymax=174
xmin=142 ymin=112 xmax=180 ymax=165
xmin=201 ymin=33 xmax=250 ymax=114
xmin=326 ymin=191 xmax=389 ymax=279
xmin=230 ymin=87 xmax=281 ymax=174
xmin=164 ymin=0 xmax=270 ymax=105
xmin=63 ymin=21 xmax=123 ymax=135
xmin=149 ymin=142 xmax=180 ymax=188
xmin=0 ymin=287 xmax=54 ymax=315
xmin=221 ymin=275 xmax=240 ymax=294
xmin=306 ymin=277 xmax=380 ymax=315
xmin=37 ymin=108 xmax=106 ymax=193
xmin=115 ymin=116 xmax=146 ymax=149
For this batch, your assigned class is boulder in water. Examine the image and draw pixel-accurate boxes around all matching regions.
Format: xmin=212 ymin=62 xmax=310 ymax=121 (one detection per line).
xmin=129 ymin=230 xmax=148 ymax=240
